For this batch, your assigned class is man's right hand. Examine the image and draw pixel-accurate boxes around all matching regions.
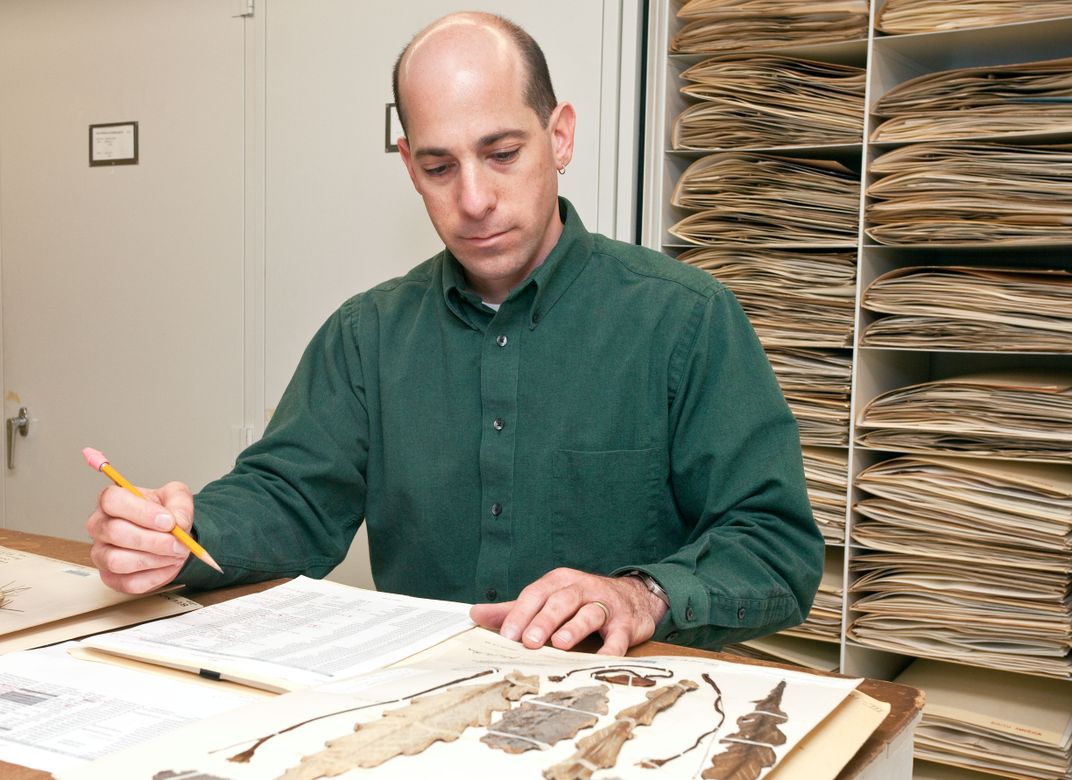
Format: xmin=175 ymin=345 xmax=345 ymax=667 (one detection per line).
xmin=86 ymin=481 xmax=195 ymax=594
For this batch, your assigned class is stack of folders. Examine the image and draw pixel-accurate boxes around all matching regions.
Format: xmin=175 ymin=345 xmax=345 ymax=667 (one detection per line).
xmin=781 ymin=552 xmax=843 ymax=643
xmin=861 ymin=266 xmax=1072 ymax=352
xmin=724 ymin=633 xmax=840 ymax=673
xmin=676 ymin=248 xmax=856 ymax=347
xmin=896 ymin=659 xmax=1072 ymax=779
xmin=870 ymin=57 xmax=1072 ymax=144
xmin=765 ymin=348 xmax=852 ymax=446
xmin=855 ymin=372 xmax=1072 ymax=461
xmin=913 ymin=761 xmax=1021 ymax=780
xmin=865 ymin=143 xmax=1072 ymax=245
xmin=802 ymin=446 xmax=848 ymax=543
xmin=671 ymin=0 xmax=870 ymax=54
xmin=673 ymin=54 xmax=865 ymax=150
xmin=876 ymin=0 xmax=1072 ymax=35
xmin=670 ymin=153 xmax=860 ymax=245
xmin=849 ymin=455 xmax=1071 ymax=678
xmin=0 ymin=547 xmax=200 ymax=654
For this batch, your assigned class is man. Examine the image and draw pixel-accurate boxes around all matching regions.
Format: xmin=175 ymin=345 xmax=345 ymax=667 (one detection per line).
xmin=87 ymin=12 xmax=822 ymax=656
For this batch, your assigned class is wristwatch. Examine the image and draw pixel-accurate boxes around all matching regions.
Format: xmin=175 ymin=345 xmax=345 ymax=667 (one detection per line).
xmin=618 ymin=570 xmax=670 ymax=608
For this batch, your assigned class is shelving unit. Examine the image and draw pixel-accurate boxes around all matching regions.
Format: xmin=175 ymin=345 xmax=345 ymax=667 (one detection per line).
xmin=642 ymin=2 xmax=1070 ymax=776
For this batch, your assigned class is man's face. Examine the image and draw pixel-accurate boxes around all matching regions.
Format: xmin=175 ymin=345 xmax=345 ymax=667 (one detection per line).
xmin=397 ymin=34 xmax=574 ymax=303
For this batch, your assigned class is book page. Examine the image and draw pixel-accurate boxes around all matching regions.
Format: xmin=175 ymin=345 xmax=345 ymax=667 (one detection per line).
xmin=79 ymin=576 xmax=475 ymax=692
xmin=0 ymin=642 xmax=260 ymax=774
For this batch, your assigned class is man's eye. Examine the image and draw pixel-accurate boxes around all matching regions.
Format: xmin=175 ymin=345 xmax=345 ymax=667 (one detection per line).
xmin=423 ymin=163 xmax=451 ymax=177
xmin=491 ymin=149 xmax=520 ymax=164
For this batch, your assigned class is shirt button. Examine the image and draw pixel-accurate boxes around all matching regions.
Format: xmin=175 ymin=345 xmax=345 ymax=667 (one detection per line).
xmin=737 ymin=607 xmax=746 ymax=621
xmin=491 ymin=503 xmax=502 ymax=517
xmin=486 ymin=589 xmax=498 ymax=601
xmin=685 ymin=607 xmax=695 ymax=622
xmin=666 ymin=631 xmax=679 ymax=641
xmin=496 ymin=335 xmax=508 ymax=347
xmin=493 ymin=418 xmax=505 ymax=431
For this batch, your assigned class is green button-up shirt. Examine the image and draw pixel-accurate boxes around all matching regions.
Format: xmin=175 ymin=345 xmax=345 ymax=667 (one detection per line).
xmin=179 ymin=198 xmax=822 ymax=648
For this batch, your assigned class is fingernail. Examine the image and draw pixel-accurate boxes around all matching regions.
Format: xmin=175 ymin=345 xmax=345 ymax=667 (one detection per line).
xmin=525 ymin=629 xmax=545 ymax=645
xmin=154 ymin=513 xmax=174 ymax=531
xmin=554 ymin=630 xmax=571 ymax=644
xmin=501 ymin=624 xmax=521 ymax=642
xmin=173 ymin=541 xmax=186 ymax=555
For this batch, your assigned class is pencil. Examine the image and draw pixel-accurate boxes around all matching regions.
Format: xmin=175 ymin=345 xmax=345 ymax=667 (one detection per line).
xmin=82 ymin=446 xmax=223 ymax=574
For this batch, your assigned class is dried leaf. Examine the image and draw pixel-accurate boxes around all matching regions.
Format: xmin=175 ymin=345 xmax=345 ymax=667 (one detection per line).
xmin=702 ymin=680 xmax=788 ymax=780
xmin=703 ymin=744 xmax=778 ymax=780
xmin=547 ymin=664 xmax=674 ymax=687
xmin=227 ymin=669 xmax=496 ymax=763
xmin=482 ymin=685 xmax=609 ymax=753
xmin=639 ymin=672 xmax=725 ymax=768
xmin=543 ymin=680 xmax=698 ymax=780
xmin=0 ymin=580 xmax=28 ymax=612
xmin=276 ymin=671 xmax=538 ymax=780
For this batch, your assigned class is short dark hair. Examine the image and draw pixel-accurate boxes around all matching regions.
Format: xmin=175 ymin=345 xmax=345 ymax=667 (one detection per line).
xmin=392 ymin=14 xmax=558 ymax=135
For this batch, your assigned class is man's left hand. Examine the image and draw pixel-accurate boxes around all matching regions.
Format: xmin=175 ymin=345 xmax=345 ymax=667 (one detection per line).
xmin=469 ymin=568 xmax=669 ymax=655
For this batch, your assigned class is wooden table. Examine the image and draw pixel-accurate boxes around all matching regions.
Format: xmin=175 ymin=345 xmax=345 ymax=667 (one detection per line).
xmin=0 ymin=529 xmax=922 ymax=779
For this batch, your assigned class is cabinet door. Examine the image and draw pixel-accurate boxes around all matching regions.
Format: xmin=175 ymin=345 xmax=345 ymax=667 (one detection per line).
xmin=263 ymin=0 xmax=639 ymax=587
xmin=0 ymin=0 xmax=246 ymax=538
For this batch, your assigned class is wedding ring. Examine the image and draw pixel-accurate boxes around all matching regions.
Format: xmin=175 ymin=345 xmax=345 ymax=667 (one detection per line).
xmin=591 ymin=600 xmax=611 ymax=626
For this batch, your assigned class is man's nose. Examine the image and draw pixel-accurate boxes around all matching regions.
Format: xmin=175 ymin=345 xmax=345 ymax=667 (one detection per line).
xmin=457 ymin=163 xmax=496 ymax=219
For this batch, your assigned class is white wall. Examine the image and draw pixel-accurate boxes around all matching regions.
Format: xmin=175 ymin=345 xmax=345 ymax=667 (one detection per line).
xmin=0 ymin=0 xmax=247 ymax=539
xmin=0 ymin=0 xmax=642 ymax=587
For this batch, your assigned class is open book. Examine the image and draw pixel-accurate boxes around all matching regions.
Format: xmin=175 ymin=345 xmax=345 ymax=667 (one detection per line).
xmin=78 ymin=576 xmax=475 ymax=693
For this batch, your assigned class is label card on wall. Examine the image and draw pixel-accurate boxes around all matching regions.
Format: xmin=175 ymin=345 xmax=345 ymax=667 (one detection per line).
xmin=89 ymin=122 xmax=138 ymax=166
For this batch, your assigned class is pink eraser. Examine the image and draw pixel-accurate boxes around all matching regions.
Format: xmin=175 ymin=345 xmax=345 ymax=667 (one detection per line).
xmin=82 ymin=447 xmax=109 ymax=471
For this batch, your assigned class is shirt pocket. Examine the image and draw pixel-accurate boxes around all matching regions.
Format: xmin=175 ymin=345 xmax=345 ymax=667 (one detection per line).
xmin=550 ymin=447 xmax=658 ymax=574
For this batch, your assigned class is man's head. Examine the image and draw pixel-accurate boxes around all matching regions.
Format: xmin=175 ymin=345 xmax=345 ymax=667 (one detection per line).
xmin=393 ymin=12 xmax=576 ymax=304
xmin=392 ymin=14 xmax=558 ymax=134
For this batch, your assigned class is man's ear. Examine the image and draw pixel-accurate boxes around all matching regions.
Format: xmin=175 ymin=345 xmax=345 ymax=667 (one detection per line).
xmin=548 ymin=102 xmax=576 ymax=171
xmin=397 ymin=136 xmax=422 ymax=193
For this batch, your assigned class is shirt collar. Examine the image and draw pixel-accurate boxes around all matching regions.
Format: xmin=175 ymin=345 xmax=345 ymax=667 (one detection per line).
xmin=441 ymin=197 xmax=593 ymax=330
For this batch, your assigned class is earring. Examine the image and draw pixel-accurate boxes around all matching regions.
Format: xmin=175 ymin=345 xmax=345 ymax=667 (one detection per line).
xmin=557 ymin=165 xmax=566 ymax=175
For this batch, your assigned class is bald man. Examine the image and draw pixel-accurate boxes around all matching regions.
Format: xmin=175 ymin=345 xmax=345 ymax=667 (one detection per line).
xmin=87 ymin=12 xmax=822 ymax=655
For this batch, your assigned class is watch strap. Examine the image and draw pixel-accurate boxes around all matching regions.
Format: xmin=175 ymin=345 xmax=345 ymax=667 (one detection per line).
xmin=619 ymin=570 xmax=670 ymax=608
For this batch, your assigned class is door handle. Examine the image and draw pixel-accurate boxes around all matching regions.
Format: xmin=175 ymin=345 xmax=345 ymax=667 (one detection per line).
xmin=6 ymin=407 xmax=30 ymax=470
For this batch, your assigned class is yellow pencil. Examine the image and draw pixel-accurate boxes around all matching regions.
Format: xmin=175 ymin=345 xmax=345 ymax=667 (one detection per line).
xmin=82 ymin=447 xmax=223 ymax=574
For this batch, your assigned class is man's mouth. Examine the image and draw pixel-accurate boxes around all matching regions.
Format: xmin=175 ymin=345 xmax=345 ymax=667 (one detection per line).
xmin=463 ymin=229 xmax=510 ymax=246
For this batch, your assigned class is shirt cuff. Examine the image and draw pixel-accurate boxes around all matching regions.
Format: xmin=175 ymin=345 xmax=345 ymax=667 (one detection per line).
xmin=613 ymin=563 xmax=794 ymax=645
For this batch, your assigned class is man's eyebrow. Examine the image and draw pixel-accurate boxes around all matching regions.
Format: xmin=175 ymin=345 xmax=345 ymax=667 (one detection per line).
xmin=414 ymin=146 xmax=451 ymax=159
xmin=413 ymin=129 xmax=529 ymax=159
xmin=478 ymin=129 xmax=528 ymax=147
